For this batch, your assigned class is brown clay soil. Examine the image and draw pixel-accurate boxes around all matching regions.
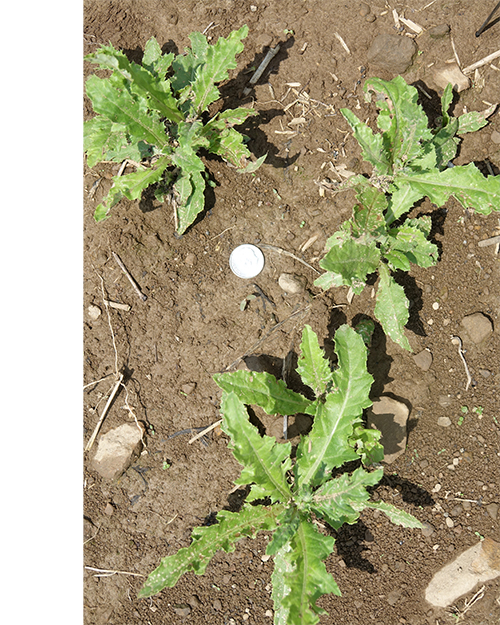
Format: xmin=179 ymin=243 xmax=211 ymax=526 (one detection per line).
xmin=83 ymin=2 xmax=500 ymax=624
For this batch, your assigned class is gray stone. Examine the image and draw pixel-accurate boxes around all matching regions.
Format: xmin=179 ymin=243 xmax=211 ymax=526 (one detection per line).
xmin=359 ymin=2 xmax=370 ymax=17
xmin=491 ymin=130 xmax=500 ymax=144
xmin=486 ymin=502 xmax=499 ymax=521
xmin=421 ymin=521 xmax=435 ymax=537
xmin=432 ymin=63 xmax=470 ymax=92
xmin=91 ymin=423 xmax=145 ymax=480
xmin=181 ymin=382 xmax=196 ymax=395
xmin=278 ymin=273 xmax=306 ymax=294
xmin=367 ymin=34 xmax=417 ymax=74
xmin=428 ymin=24 xmax=450 ymax=38
xmin=173 ymin=604 xmax=191 ymax=617
xmin=461 ymin=312 xmax=493 ymax=344
xmin=413 ymin=349 xmax=433 ymax=371
xmin=437 ymin=416 xmax=452 ymax=427
xmin=366 ymin=396 xmax=409 ymax=463
xmin=88 ymin=305 xmax=102 ymax=321
xmin=425 ymin=538 xmax=500 ymax=607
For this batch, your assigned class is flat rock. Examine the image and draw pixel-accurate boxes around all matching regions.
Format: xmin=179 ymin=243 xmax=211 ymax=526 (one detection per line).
xmin=437 ymin=416 xmax=451 ymax=427
xmin=90 ymin=422 xmax=145 ymax=480
xmin=428 ymin=24 xmax=450 ymax=38
xmin=425 ymin=538 xmax=500 ymax=607
xmin=88 ymin=305 xmax=102 ymax=321
xmin=367 ymin=34 xmax=417 ymax=74
xmin=366 ymin=396 xmax=409 ymax=463
xmin=278 ymin=273 xmax=306 ymax=294
xmin=461 ymin=312 xmax=493 ymax=344
xmin=432 ymin=63 xmax=470 ymax=92
xmin=413 ymin=349 xmax=433 ymax=371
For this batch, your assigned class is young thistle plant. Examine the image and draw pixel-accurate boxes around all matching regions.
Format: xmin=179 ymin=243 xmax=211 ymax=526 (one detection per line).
xmin=139 ymin=323 xmax=423 ymax=625
xmin=84 ymin=26 xmax=265 ymax=235
xmin=316 ymin=77 xmax=500 ymax=350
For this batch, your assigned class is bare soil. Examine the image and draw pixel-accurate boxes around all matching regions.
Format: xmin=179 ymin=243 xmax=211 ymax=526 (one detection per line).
xmin=83 ymin=2 xmax=500 ymax=624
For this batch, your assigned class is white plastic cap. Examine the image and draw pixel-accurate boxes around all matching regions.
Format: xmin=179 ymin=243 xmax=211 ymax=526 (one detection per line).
xmin=229 ymin=244 xmax=265 ymax=279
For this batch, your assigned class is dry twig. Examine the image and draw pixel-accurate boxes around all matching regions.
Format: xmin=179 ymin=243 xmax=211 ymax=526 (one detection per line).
xmin=451 ymin=335 xmax=472 ymax=391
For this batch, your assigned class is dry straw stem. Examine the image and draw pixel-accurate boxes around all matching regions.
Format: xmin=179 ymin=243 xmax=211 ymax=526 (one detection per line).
xmin=85 ymin=566 xmax=145 ymax=578
xmin=451 ymin=335 xmax=472 ymax=391
xmin=188 ymin=419 xmax=223 ymax=444
xmin=85 ymin=373 xmax=124 ymax=452
xmin=462 ymin=49 xmax=500 ymax=74
xmin=243 ymin=44 xmax=281 ymax=95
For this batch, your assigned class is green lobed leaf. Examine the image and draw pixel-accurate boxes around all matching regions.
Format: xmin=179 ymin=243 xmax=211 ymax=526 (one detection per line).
xmin=295 ymin=325 xmax=373 ymax=488
xmin=191 ymin=25 xmax=248 ymax=113
xmin=374 ymin=264 xmax=411 ymax=351
xmin=387 ymin=223 xmax=438 ymax=268
xmin=138 ymin=503 xmax=282 ymax=598
xmin=85 ymin=45 xmax=183 ymax=123
xmin=385 ymin=180 xmax=426 ymax=225
xmin=351 ymin=426 xmax=384 ymax=465
xmin=219 ymin=391 xmax=293 ymax=503
xmin=351 ymin=184 xmax=388 ymax=237
xmin=363 ymin=501 xmax=424 ymax=528
xmin=237 ymin=153 xmax=267 ymax=173
xmin=94 ymin=157 xmax=170 ymax=221
xmin=364 ymin=76 xmax=434 ymax=173
xmin=431 ymin=119 xmax=460 ymax=169
xmin=319 ymin=238 xmax=381 ymax=287
xmin=85 ymin=74 xmax=169 ymax=148
xmin=296 ymin=325 xmax=334 ymax=398
xmin=213 ymin=370 xmax=312 ymax=416
xmin=171 ymin=31 xmax=210 ymax=94
xmin=171 ymin=124 xmax=208 ymax=234
xmin=142 ymin=37 xmax=174 ymax=79
xmin=396 ymin=162 xmax=500 ymax=215
xmin=266 ymin=507 xmax=301 ymax=556
xmin=311 ymin=466 xmax=383 ymax=529
xmin=440 ymin=82 xmax=454 ymax=126
xmin=271 ymin=543 xmax=294 ymax=625
xmin=341 ymin=108 xmax=392 ymax=175
xmin=279 ymin=519 xmax=340 ymax=625
xmin=384 ymin=250 xmax=411 ymax=272
xmin=458 ymin=103 xmax=497 ymax=134
xmin=354 ymin=318 xmax=375 ymax=348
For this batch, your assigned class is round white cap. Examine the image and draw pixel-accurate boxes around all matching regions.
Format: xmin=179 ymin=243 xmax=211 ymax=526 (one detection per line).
xmin=229 ymin=244 xmax=265 ymax=279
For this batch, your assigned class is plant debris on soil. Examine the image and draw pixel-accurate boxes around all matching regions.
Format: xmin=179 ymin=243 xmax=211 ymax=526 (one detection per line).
xmin=83 ymin=2 xmax=500 ymax=624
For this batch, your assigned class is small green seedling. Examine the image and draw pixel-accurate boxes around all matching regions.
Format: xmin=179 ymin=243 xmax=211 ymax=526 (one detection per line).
xmin=84 ymin=26 xmax=265 ymax=234
xmin=162 ymin=461 xmax=171 ymax=471
xmin=139 ymin=324 xmax=423 ymax=624
xmin=472 ymin=406 xmax=484 ymax=416
xmin=316 ymin=76 xmax=500 ymax=350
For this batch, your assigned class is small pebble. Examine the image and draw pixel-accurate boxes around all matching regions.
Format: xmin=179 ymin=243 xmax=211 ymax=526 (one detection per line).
xmin=88 ymin=304 xmax=102 ymax=320
xmin=104 ymin=503 xmax=114 ymax=516
xmin=486 ymin=503 xmax=499 ymax=520
xmin=491 ymin=130 xmax=500 ymax=144
xmin=278 ymin=273 xmax=306 ymax=294
xmin=359 ymin=2 xmax=370 ymax=16
xmin=181 ymin=382 xmax=196 ymax=395
xmin=421 ymin=521 xmax=435 ymax=537
xmin=173 ymin=605 xmax=191 ymax=617
xmin=445 ymin=517 xmax=454 ymax=528
xmin=413 ymin=349 xmax=433 ymax=371
xmin=432 ymin=302 xmax=440 ymax=310
xmin=365 ymin=14 xmax=376 ymax=22
xmin=428 ymin=24 xmax=450 ymax=39
xmin=185 ymin=252 xmax=196 ymax=267
xmin=438 ymin=417 xmax=452 ymax=427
